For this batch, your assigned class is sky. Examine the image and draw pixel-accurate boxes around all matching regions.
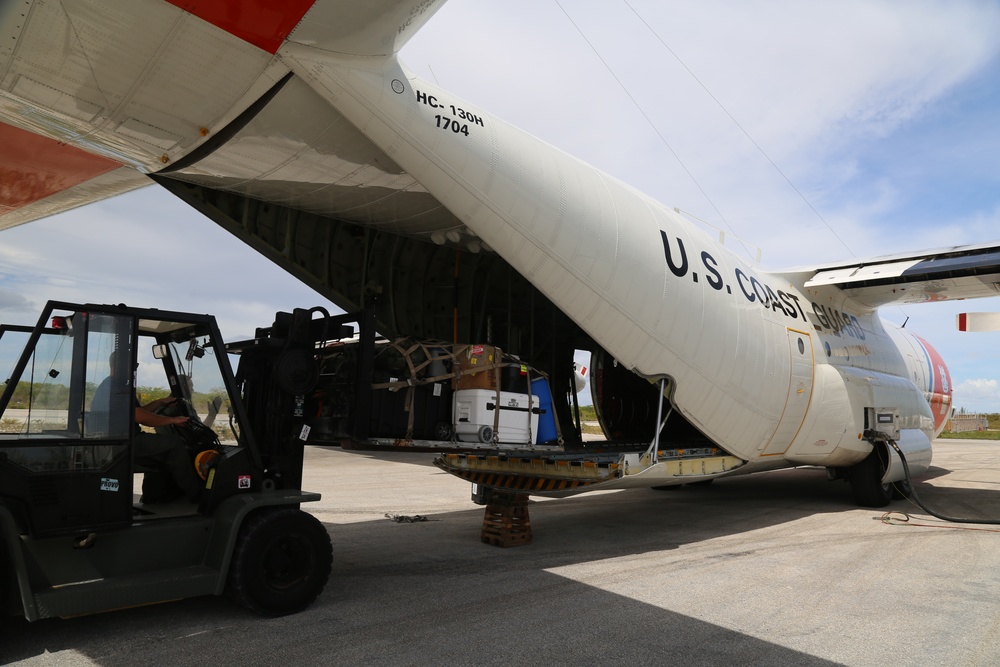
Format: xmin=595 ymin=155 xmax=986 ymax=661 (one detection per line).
xmin=1 ymin=0 xmax=1000 ymax=409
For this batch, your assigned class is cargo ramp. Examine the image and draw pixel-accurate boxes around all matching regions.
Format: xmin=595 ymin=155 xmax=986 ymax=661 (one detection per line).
xmin=434 ymin=446 xmax=745 ymax=498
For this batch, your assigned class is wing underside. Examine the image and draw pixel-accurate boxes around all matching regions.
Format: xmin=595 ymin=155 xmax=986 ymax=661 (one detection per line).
xmin=0 ymin=0 xmax=465 ymax=240
xmin=0 ymin=121 xmax=151 ymax=231
xmin=800 ymin=242 xmax=1000 ymax=308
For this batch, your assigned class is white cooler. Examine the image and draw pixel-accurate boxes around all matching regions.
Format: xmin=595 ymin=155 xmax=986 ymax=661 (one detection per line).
xmin=453 ymin=389 xmax=539 ymax=445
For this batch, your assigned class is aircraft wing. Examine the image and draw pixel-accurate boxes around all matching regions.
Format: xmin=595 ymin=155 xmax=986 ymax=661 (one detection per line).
xmin=0 ymin=0 xmax=458 ymax=238
xmin=0 ymin=121 xmax=151 ymax=231
xmin=798 ymin=241 xmax=1000 ymax=308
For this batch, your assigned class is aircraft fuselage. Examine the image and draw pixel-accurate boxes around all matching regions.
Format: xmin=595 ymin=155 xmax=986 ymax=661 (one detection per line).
xmin=0 ymin=0 xmax=953 ymax=492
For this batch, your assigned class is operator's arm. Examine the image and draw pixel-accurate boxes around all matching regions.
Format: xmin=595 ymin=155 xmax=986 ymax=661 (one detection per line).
xmin=142 ymin=395 xmax=178 ymax=411
xmin=135 ymin=408 xmax=188 ymax=427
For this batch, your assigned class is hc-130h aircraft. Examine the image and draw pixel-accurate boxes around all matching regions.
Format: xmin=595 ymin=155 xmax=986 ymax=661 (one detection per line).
xmin=1 ymin=0 xmax=999 ymax=507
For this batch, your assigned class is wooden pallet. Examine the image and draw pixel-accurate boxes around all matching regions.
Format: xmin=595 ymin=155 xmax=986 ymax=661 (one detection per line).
xmin=480 ymin=493 xmax=531 ymax=547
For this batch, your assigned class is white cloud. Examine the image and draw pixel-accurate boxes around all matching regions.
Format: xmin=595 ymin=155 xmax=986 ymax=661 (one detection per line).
xmin=953 ymin=378 xmax=1000 ymax=414
xmin=0 ymin=190 xmax=341 ymax=343
xmin=403 ymin=0 xmax=1000 ymax=270
xmin=0 ymin=288 xmax=30 ymax=313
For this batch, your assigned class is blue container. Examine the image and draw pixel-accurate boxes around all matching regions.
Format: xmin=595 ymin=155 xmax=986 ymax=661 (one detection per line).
xmin=531 ymin=377 xmax=558 ymax=444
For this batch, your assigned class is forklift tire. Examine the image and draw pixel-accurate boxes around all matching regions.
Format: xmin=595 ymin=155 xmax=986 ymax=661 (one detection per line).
xmin=227 ymin=508 xmax=333 ymax=616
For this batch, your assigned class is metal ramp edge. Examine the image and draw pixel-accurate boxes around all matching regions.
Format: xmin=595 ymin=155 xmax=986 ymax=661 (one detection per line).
xmin=435 ymin=449 xmax=747 ymax=496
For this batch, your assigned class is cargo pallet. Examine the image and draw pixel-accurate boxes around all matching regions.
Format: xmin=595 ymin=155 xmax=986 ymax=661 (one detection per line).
xmin=480 ymin=493 xmax=532 ymax=547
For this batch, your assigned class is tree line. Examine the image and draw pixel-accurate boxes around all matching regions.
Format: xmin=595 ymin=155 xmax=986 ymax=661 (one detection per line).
xmin=1 ymin=380 xmax=230 ymax=414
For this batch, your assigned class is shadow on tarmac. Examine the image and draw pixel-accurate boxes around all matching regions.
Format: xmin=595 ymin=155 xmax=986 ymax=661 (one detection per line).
xmin=7 ymin=463 xmax=1000 ymax=666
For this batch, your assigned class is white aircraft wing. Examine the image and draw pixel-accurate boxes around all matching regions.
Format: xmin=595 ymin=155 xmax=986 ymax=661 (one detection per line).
xmin=0 ymin=0 xmax=457 ymax=237
xmin=799 ymin=241 xmax=1000 ymax=308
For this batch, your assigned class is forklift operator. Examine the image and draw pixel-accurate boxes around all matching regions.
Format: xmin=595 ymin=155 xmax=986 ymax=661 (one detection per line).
xmin=92 ymin=351 xmax=203 ymax=504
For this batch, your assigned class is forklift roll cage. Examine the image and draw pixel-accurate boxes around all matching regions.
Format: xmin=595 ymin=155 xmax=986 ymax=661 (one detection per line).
xmin=0 ymin=301 xmax=259 ymax=537
xmin=0 ymin=301 xmax=335 ymax=621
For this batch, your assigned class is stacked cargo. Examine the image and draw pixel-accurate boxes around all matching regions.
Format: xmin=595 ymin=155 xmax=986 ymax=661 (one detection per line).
xmin=453 ymin=344 xmax=540 ymax=446
xmin=312 ymin=335 xmax=560 ymax=448
xmin=372 ymin=340 xmax=556 ymax=446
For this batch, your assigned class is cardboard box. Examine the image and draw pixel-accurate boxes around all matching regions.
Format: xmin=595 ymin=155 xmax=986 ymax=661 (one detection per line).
xmin=456 ymin=344 xmax=499 ymax=391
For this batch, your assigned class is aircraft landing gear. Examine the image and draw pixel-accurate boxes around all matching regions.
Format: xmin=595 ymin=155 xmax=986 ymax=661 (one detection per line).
xmin=848 ymin=445 xmax=893 ymax=508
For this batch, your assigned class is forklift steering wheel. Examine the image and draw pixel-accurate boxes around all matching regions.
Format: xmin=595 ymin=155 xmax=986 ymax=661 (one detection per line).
xmin=171 ymin=418 xmax=220 ymax=454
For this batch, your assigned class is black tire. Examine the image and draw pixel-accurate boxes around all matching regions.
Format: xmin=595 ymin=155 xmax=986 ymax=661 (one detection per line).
xmin=892 ymin=479 xmax=912 ymax=500
xmin=432 ymin=421 xmax=453 ymax=441
xmin=849 ymin=446 xmax=893 ymax=507
xmin=227 ymin=508 xmax=332 ymax=616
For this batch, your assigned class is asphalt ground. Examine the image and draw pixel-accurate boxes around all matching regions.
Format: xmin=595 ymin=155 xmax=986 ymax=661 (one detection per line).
xmin=4 ymin=440 xmax=1000 ymax=666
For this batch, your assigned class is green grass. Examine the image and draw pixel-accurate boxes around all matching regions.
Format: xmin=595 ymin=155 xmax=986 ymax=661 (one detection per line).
xmin=939 ymin=430 xmax=1000 ymax=440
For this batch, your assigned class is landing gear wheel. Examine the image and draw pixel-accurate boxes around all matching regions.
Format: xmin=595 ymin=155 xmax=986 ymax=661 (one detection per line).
xmin=849 ymin=446 xmax=893 ymax=507
xmin=227 ymin=508 xmax=333 ymax=615
xmin=892 ymin=479 xmax=912 ymax=500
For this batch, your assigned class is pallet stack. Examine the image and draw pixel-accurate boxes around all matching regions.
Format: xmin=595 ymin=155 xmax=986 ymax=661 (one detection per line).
xmin=480 ymin=492 xmax=532 ymax=547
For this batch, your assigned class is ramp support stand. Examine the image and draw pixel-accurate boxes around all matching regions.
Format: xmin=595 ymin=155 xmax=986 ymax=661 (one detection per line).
xmin=480 ymin=492 xmax=531 ymax=547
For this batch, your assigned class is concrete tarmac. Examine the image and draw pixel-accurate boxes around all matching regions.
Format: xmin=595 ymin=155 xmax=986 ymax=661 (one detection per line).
xmin=5 ymin=440 xmax=1000 ymax=666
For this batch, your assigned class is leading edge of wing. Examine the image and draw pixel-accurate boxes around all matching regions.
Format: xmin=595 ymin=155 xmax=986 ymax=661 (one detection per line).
xmin=794 ymin=241 xmax=1000 ymax=308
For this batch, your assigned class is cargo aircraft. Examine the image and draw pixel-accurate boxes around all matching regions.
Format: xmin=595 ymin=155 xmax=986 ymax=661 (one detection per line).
xmin=1 ymin=0 xmax=999 ymax=507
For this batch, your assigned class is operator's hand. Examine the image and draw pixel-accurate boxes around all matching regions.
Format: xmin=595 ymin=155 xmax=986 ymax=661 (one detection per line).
xmin=170 ymin=415 xmax=190 ymax=426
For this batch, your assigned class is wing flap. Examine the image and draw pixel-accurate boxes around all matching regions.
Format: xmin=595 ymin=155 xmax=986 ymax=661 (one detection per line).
xmin=798 ymin=242 xmax=1000 ymax=307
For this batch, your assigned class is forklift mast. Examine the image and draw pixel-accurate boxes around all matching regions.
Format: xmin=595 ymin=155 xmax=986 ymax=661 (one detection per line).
xmin=229 ymin=306 xmax=351 ymax=491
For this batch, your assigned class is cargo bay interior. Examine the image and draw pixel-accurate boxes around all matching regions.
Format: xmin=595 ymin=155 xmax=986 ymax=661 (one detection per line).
xmin=157 ymin=177 xmax=715 ymax=453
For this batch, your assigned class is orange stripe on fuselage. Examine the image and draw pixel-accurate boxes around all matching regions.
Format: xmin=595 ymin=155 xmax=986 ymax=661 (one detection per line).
xmin=165 ymin=0 xmax=315 ymax=54
xmin=0 ymin=123 xmax=121 ymax=214
xmin=915 ymin=335 xmax=953 ymax=434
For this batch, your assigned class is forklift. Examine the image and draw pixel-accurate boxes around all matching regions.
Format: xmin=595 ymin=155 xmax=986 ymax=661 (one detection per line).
xmin=0 ymin=301 xmax=345 ymax=621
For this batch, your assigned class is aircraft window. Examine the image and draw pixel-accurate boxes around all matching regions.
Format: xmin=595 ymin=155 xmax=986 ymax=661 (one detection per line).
xmin=824 ymin=342 xmax=832 ymax=358
xmin=797 ymin=338 xmax=805 ymax=355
